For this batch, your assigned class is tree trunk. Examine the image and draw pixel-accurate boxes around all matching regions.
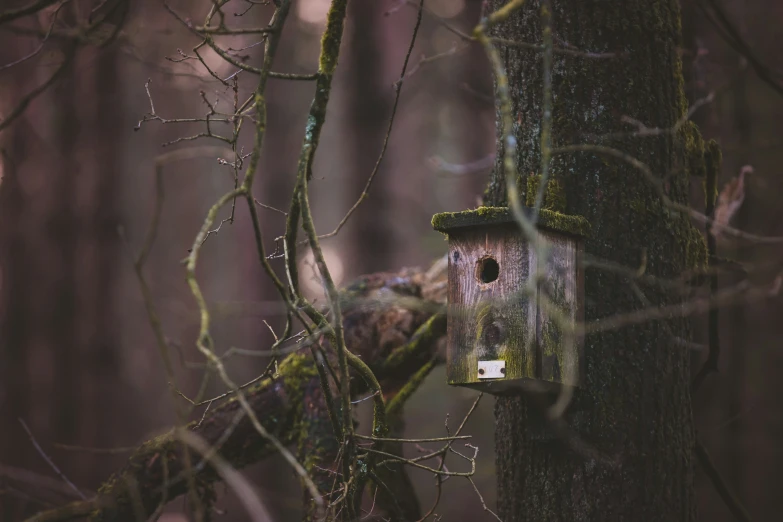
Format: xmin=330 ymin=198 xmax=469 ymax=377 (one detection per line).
xmin=486 ymin=1 xmax=702 ymax=520
xmin=345 ymin=0 xmax=394 ymax=275
xmin=0 ymin=19 xmax=123 ymax=517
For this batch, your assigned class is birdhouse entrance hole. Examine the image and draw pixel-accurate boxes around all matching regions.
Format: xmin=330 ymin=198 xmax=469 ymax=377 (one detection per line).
xmin=477 ymin=256 xmax=499 ymax=284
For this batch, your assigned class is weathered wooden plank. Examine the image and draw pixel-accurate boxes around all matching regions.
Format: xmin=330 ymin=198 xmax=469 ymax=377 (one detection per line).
xmin=536 ymin=231 xmax=580 ymax=386
xmin=446 ymin=224 xmax=536 ymax=390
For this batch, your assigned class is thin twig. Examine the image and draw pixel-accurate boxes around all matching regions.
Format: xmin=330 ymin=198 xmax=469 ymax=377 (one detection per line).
xmin=0 ymin=0 xmax=59 ymax=25
xmin=317 ymin=0 xmax=425 ymax=242
xmin=0 ymin=0 xmax=69 ymax=72
xmin=52 ymin=444 xmax=136 ymax=455
xmin=695 ymin=438 xmax=752 ymax=522
xmin=176 ymin=0 xmax=323 ymax=508
xmin=402 ymin=0 xmax=618 ymax=60
xmin=18 ymin=419 xmax=86 ymax=501
xmin=179 ymin=430 xmax=274 ymax=522
xmin=355 ymin=434 xmax=472 ymax=443
xmin=693 ymin=142 xmax=721 ymax=392
xmin=0 ymin=47 xmax=74 ymax=132
xmin=531 ymin=0 xmax=554 ymax=222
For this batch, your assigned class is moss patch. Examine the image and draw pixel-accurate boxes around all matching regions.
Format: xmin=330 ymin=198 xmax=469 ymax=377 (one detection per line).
xmin=684 ymin=222 xmax=708 ymax=270
xmin=526 ymin=175 xmax=567 ymax=213
xmin=432 ymin=206 xmax=590 ymax=237
xmin=317 ymin=0 xmax=348 ymax=75
xmin=682 ymin=120 xmax=706 ymax=178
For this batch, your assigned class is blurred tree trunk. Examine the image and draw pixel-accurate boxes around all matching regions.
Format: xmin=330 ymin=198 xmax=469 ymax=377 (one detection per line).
xmin=346 ymin=0 xmax=393 ymax=274
xmin=726 ymin=43 xmax=749 ymax=510
xmin=0 ymin=40 xmax=66 ymax=522
xmin=343 ymin=5 xmax=422 ymax=520
xmin=50 ymin=40 xmax=81 ymax=471
xmin=73 ymin=43 xmax=124 ymax=480
xmin=486 ymin=1 xmax=699 ymax=520
xmin=0 ymin=33 xmax=122 ymax=519
xmin=0 ymin=113 xmax=36 ymax=522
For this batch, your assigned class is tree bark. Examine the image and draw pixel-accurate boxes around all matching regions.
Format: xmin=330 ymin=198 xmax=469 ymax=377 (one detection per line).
xmin=486 ymin=1 xmax=702 ymax=520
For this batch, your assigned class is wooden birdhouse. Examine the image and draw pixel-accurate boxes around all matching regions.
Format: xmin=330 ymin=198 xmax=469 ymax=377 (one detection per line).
xmin=431 ymin=206 xmax=590 ymax=395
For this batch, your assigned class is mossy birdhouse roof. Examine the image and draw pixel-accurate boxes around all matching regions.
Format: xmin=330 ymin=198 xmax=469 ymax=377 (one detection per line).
xmin=431 ymin=206 xmax=590 ymax=238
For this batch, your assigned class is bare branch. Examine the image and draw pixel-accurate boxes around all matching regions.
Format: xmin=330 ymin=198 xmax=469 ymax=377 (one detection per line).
xmin=0 ymin=48 xmax=74 ymax=132
xmin=18 ymin=420 xmax=86 ymax=501
xmin=0 ymin=0 xmax=68 ymax=72
xmin=0 ymin=0 xmax=59 ymax=25
xmin=695 ymin=438 xmax=752 ymax=522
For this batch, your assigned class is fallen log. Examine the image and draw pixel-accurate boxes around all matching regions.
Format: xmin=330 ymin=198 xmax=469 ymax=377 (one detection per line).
xmin=26 ymin=264 xmax=447 ymax=522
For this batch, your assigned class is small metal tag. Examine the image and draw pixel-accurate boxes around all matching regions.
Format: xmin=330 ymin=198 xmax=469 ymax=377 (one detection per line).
xmin=477 ymin=360 xmax=506 ymax=379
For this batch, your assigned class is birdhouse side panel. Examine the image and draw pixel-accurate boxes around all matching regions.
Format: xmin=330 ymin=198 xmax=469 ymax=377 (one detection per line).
xmin=446 ymin=236 xmax=471 ymax=386
xmin=536 ymin=231 xmax=583 ymax=386
xmin=446 ymin=225 xmax=537 ymax=387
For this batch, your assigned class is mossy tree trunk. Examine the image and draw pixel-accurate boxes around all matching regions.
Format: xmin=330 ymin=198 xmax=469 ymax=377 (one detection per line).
xmin=486 ymin=1 xmax=702 ymax=520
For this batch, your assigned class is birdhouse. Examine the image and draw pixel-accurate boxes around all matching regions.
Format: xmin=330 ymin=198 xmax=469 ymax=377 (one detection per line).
xmin=431 ymin=206 xmax=589 ymax=395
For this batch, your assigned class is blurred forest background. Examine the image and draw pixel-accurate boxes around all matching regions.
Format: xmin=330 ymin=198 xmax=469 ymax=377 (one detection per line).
xmin=0 ymin=0 xmax=781 ymax=521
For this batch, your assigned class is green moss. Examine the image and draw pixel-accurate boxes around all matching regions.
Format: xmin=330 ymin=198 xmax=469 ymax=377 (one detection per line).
xmin=682 ymin=120 xmax=706 ymax=178
xmin=386 ymin=359 xmax=436 ymax=416
xmin=280 ymin=353 xmax=319 ymax=404
xmin=526 ymin=175 xmax=567 ymax=213
xmin=679 ymin=128 xmax=714 ymax=272
xmin=447 ymin=290 xmax=536 ymax=387
xmin=318 ymin=0 xmax=348 ymax=75
xmin=472 ymin=303 xmax=494 ymax=347
xmin=685 ymin=223 xmax=708 ymax=270
xmin=378 ymin=313 xmax=446 ymax=374
xmin=541 ymin=321 xmax=557 ymax=357
xmin=432 ymin=206 xmax=590 ymax=237
xmin=629 ymin=198 xmax=650 ymax=216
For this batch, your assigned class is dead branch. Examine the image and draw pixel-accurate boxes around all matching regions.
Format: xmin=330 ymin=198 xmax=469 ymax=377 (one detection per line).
xmin=695 ymin=438 xmax=752 ymax=522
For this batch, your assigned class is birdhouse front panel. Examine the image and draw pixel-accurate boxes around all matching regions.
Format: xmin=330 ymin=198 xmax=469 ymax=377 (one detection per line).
xmin=446 ymin=224 xmax=536 ymax=394
xmin=432 ymin=207 xmax=589 ymax=395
